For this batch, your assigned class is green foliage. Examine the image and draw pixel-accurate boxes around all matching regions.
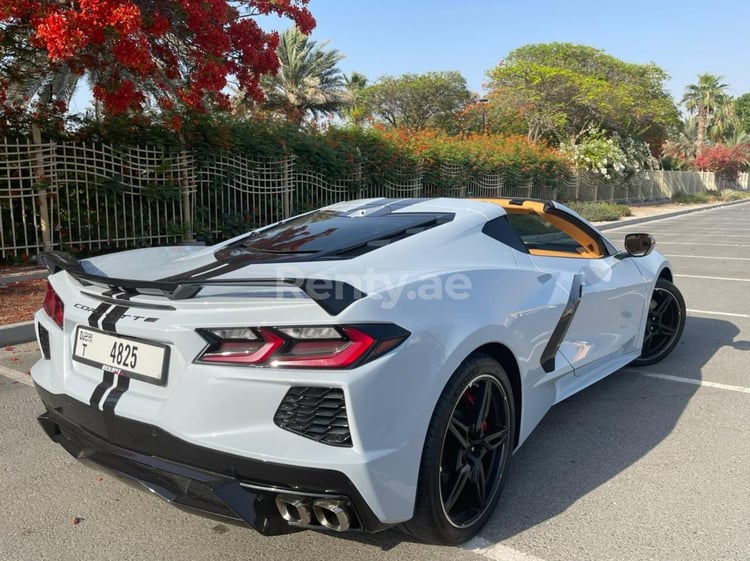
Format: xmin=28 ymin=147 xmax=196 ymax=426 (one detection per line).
xmin=671 ymin=190 xmax=712 ymax=204
xmin=361 ymin=72 xmax=472 ymax=132
xmin=681 ymin=74 xmax=735 ymax=152
xmin=561 ymin=127 xmax=656 ymax=180
xmin=486 ymin=43 xmax=679 ymax=149
xmin=566 ymin=201 xmax=632 ymax=222
xmin=258 ymin=26 xmax=350 ymax=126
xmin=374 ymin=128 xmax=572 ymax=193
xmin=733 ymin=93 xmax=750 ymax=135
xmin=672 ymin=189 xmax=750 ymax=204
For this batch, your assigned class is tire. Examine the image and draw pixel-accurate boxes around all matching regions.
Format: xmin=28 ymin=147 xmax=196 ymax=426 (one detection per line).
xmin=402 ymin=354 xmax=515 ymax=545
xmin=631 ymin=278 xmax=686 ymax=366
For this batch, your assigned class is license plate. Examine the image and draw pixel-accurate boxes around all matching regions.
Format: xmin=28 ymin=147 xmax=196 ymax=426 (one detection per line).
xmin=73 ymin=326 xmax=169 ymax=385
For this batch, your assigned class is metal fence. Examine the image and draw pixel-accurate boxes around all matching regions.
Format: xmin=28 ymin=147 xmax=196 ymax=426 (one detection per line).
xmin=1 ymin=139 xmax=746 ymax=259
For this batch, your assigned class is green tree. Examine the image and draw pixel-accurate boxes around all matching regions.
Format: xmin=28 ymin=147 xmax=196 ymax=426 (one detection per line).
xmin=486 ymin=43 xmax=678 ymax=148
xmin=733 ymin=93 xmax=750 ymax=135
xmin=260 ymin=26 xmax=350 ymax=126
xmin=681 ymin=73 xmax=733 ymax=155
xmin=361 ymin=71 xmax=472 ymax=132
xmin=663 ymin=116 xmax=699 ymax=162
xmin=342 ymin=71 xmax=368 ymax=125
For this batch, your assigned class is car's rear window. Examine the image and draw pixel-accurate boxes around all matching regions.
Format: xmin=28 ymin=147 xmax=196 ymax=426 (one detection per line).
xmin=240 ymin=210 xmax=450 ymax=254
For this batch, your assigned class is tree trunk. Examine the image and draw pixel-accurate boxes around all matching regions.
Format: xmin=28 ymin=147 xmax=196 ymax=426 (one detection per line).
xmin=696 ymin=108 xmax=707 ymax=156
xmin=31 ymin=123 xmax=53 ymax=252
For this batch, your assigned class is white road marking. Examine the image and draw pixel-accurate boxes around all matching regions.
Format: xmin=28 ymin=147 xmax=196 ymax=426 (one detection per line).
xmin=675 ymin=274 xmax=750 ymax=282
xmin=666 ymin=254 xmax=750 ymax=261
xmin=657 ymin=242 xmax=748 ymax=247
xmin=623 ymin=370 xmax=750 ymax=394
xmin=464 ymin=536 xmax=548 ymax=561
xmin=0 ymin=364 xmax=33 ymax=386
xmin=688 ymin=309 xmax=750 ymax=319
xmin=641 ymin=233 xmax=750 ymax=238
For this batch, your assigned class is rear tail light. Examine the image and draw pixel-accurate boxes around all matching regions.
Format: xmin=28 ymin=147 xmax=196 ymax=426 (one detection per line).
xmin=196 ymin=324 xmax=409 ymax=369
xmin=43 ymin=283 xmax=64 ymax=328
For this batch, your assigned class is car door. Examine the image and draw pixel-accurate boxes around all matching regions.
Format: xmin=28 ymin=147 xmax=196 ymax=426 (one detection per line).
xmin=527 ymin=253 xmax=647 ymax=375
xmin=503 ymin=201 xmax=649 ymax=376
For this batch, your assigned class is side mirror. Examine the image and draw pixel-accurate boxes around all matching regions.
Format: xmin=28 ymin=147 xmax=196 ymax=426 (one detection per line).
xmin=622 ymin=233 xmax=655 ymax=257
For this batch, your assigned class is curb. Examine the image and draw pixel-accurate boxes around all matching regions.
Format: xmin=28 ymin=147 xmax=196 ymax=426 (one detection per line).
xmin=596 ymin=199 xmax=750 ymax=231
xmin=0 ymin=267 xmax=47 ymax=286
xmin=0 ymin=321 xmax=36 ymax=347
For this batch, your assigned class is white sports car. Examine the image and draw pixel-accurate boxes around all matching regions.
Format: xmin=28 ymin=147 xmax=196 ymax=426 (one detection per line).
xmin=32 ymin=197 xmax=685 ymax=544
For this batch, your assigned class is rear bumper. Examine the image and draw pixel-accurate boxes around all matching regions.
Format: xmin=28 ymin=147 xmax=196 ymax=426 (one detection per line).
xmin=34 ymin=383 xmax=389 ymax=535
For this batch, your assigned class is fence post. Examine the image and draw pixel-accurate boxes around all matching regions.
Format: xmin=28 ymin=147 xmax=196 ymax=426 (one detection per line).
xmin=282 ymin=155 xmax=293 ymax=219
xmin=179 ymin=149 xmax=194 ymax=242
xmin=31 ymin=125 xmax=53 ymax=251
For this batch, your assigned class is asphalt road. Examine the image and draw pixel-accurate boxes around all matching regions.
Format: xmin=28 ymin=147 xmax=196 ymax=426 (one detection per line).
xmin=1 ymin=202 xmax=749 ymax=561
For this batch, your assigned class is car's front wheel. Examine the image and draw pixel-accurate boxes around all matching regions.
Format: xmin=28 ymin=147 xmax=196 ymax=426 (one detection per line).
xmin=631 ymin=278 xmax=686 ymax=366
xmin=402 ymin=354 xmax=515 ymax=544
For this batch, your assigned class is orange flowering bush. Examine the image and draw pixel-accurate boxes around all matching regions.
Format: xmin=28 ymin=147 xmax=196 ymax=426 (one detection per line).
xmin=374 ymin=128 xmax=571 ymax=192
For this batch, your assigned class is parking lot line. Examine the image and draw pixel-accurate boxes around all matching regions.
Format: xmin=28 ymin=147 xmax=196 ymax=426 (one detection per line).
xmin=657 ymin=242 xmax=749 ymax=247
xmin=666 ymin=254 xmax=750 ymax=261
xmin=688 ymin=309 xmax=750 ymax=318
xmin=623 ymin=370 xmax=750 ymax=394
xmin=675 ymin=274 xmax=750 ymax=282
xmin=464 ymin=536 xmax=548 ymax=561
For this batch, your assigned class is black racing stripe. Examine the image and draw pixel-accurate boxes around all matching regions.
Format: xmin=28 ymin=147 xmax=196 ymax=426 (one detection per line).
xmin=102 ymin=375 xmax=130 ymax=414
xmin=102 ymin=306 xmax=129 ymax=333
xmin=102 ymin=289 xmax=135 ymax=301
xmin=158 ymin=261 xmax=231 ymax=282
xmin=187 ymin=261 xmax=246 ymax=281
xmin=540 ymin=274 xmax=584 ymax=373
xmin=89 ymin=371 xmax=115 ymax=407
xmin=88 ymin=303 xmax=111 ymax=328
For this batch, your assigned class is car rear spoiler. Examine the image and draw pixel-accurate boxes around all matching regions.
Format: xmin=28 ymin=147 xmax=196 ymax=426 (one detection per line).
xmin=37 ymin=251 xmax=366 ymax=316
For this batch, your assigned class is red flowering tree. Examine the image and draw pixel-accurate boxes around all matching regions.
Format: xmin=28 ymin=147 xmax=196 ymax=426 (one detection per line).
xmin=0 ymin=0 xmax=315 ymax=117
xmin=694 ymin=144 xmax=750 ymax=188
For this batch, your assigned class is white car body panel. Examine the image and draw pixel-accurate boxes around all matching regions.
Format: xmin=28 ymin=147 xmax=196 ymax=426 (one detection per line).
xmin=31 ymin=197 xmax=675 ymax=531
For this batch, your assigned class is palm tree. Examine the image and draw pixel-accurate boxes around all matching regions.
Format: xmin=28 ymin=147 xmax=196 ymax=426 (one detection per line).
xmin=260 ymin=27 xmax=350 ymax=126
xmin=681 ymin=74 xmax=732 ymax=155
xmin=343 ymin=71 xmax=368 ymax=125
xmin=663 ymin=116 xmax=698 ymax=161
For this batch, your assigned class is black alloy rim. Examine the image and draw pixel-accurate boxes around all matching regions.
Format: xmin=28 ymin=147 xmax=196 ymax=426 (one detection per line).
xmin=642 ymin=287 xmax=682 ymax=359
xmin=439 ymin=374 xmax=510 ymax=528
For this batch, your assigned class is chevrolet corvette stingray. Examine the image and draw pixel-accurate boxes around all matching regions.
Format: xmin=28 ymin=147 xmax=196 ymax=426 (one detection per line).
xmin=31 ymin=197 xmax=685 ymax=544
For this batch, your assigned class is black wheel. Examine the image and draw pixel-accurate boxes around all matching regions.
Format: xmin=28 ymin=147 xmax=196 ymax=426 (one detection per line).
xmin=402 ymin=354 xmax=515 ymax=544
xmin=631 ymin=278 xmax=686 ymax=366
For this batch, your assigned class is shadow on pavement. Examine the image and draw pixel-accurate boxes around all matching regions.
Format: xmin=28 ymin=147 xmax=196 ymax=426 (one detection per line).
xmin=331 ymin=315 xmax=744 ymax=550
xmin=480 ymin=315 xmax=742 ymax=541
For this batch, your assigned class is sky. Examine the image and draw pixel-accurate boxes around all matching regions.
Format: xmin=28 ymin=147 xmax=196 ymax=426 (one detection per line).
xmin=260 ymin=0 xmax=750 ymax=103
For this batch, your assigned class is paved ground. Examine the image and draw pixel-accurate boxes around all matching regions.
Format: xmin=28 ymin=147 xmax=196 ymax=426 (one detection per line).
xmin=1 ymin=202 xmax=749 ymax=561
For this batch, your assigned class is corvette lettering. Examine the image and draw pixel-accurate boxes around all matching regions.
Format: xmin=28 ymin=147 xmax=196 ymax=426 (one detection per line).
xmin=74 ymin=303 xmax=159 ymax=323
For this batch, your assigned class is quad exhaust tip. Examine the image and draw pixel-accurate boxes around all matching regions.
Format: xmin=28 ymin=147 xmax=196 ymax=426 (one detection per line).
xmin=275 ymin=494 xmax=351 ymax=532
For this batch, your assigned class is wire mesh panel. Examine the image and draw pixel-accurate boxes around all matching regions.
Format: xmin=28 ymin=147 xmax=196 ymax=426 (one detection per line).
xmin=375 ymin=160 xmax=424 ymax=198
xmin=294 ymin=165 xmax=365 ymax=215
xmin=52 ymin=143 xmax=186 ymax=253
xmin=0 ymin=140 xmax=56 ymax=259
xmin=469 ymin=173 xmax=504 ymax=198
xmin=192 ymin=154 xmax=295 ymax=242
